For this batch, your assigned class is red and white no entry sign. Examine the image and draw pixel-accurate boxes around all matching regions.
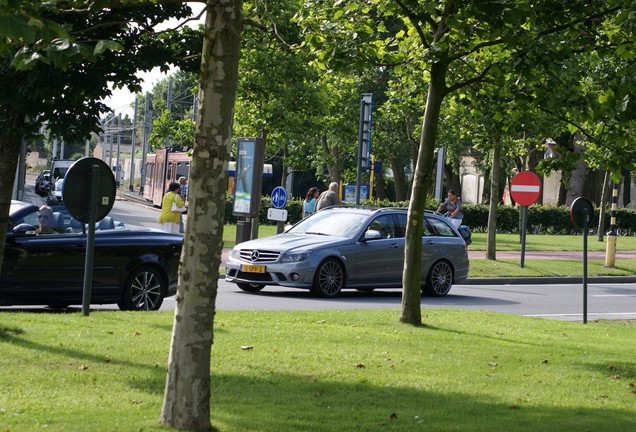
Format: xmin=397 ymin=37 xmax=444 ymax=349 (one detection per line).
xmin=510 ymin=171 xmax=541 ymax=206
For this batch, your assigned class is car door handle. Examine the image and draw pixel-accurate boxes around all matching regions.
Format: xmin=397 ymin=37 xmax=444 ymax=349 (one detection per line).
xmin=389 ymin=243 xmax=400 ymax=249
xmin=424 ymin=240 xmax=434 ymax=245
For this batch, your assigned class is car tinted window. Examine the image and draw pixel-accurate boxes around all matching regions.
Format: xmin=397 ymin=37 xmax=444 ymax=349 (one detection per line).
xmin=422 ymin=218 xmax=433 ymax=236
xmin=366 ymin=214 xmax=396 ymax=239
xmin=427 ymin=217 xmax=457 ymax=237
xmin=289 ymin=211 xmax=370 ymax=238
xmin=395 ymin=213 xmax=407 ymax=238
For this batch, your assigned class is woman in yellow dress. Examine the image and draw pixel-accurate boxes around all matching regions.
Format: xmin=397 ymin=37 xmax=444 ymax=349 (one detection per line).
xmin=158 ymin=182 xmax=185 ymax=233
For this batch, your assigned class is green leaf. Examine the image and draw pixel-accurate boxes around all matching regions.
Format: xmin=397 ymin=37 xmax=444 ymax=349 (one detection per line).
xmin=0 ymin=15 xmax=37 ymax=42
xmin=94 ymin=40 xmax=123 ymax=55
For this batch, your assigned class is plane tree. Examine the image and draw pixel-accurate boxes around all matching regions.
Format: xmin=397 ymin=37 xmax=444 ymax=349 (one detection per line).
xmin=297 ymin=0 xmax=634 ymax=324
xmin=0 ymin=1 xmax=198 ymax=276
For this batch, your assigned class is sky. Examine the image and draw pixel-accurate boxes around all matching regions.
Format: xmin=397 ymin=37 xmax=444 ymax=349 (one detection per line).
xmin=102 ymin=3 xmax=205 ymax=118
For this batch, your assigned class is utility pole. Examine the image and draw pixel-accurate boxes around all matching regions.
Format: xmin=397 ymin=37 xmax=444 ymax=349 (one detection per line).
xmin=116 ymin=113 xmax=122 ymax=187
xmin=129 ymin=97 xmax=138 ymax=191
xmin=140 ymin=92 xmax=151 ymax=195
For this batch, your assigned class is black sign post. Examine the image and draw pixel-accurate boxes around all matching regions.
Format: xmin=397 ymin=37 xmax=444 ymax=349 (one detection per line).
xmin=570 ymin=197 xmax=594 ymax=324
xmin=63 ymin=158 xmax=116 ymax=316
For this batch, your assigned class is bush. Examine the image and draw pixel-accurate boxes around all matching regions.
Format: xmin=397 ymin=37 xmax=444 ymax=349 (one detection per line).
xmin=223 ymin=195 xmax=636 ymax=235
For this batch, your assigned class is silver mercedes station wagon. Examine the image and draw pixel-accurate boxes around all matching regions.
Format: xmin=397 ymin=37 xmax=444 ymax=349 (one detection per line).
xmin=225 ymin=206 xmax=470 ymax=297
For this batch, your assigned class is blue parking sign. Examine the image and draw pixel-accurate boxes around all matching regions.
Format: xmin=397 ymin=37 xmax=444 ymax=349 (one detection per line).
xmin=271 ymin=186 xmax=288 ymax=209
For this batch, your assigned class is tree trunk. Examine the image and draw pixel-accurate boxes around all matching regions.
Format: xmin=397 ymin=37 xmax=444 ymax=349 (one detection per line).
xmin=375 ymin=170 xmax=386 ymax=200
xmin=0 ymin=118 xmax=25 ymax=277
xmin=160 ymin=1 xmax=243 ymax=430
xmin=320 ymin=133 xmax=340 ymax=182
xmin=401 ymin=60 xmax=447 ymax=325
xmin=623 ymin=174 xmax=632 ymax=207
xmin=390 ymin=158 xmax=406 ymax=201
xmin=565 ymin=131 xmax=587 ymax=207
xmin=486 ymin=143 xmax=501 ymax=260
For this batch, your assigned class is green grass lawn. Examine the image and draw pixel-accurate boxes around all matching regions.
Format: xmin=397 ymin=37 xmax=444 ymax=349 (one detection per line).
xmin=1 ymin=310 xmax=634 ymax=431
xmin=469 ymin=233 xmax=636 ymax=252
xmin=221 ymin=225 xmax=636 ymax=252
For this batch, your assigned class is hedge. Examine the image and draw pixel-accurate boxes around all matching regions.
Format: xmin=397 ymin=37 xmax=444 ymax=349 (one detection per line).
xmin=224 ymin=195 xmax=636 ymax=235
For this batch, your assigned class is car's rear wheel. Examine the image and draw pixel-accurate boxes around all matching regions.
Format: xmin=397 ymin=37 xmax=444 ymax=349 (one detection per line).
xmin=237 ymin=283 xmax=265 ymax=292
xmin=118 ymin=266 xmax=165 ymax=311
xmin=311 ymin=258 xmax=344 ymax=297
xmin=423 ymin=260 xmax=453 ymax=297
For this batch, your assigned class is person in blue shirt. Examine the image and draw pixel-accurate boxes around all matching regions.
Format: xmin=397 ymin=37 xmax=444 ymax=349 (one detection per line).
xmin=302 ymin=187 xmax=319 ymax=218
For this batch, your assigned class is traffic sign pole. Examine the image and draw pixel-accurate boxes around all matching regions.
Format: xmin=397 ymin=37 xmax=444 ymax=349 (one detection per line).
xmin=520 ymin=206 xmax=527 ymax=268
xmin=510 ymin=172 xmax=541 ymax=268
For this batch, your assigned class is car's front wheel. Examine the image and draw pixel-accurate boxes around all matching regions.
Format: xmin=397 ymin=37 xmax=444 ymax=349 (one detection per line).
xmin=311 ymin=258 xmax=344 ymax=297
xmin=423 ymin=260 xmax=454 ymax=297
xmin=237 ymin=283 xmax=265 ymax=292
xmin=118 ymin=266 xmax=165 ymax=311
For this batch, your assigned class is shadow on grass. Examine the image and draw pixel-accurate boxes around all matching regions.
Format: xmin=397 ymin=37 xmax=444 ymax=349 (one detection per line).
xmin=132 ymin=369 xmax=636 ymax=432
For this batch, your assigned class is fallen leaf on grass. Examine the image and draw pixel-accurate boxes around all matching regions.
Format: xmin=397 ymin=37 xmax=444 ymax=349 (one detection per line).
xmin=488 ymin=362 xmax=498 ymax=367
xmin=129 ymin=400 xmax=143 ymax=405
xmin=354 ymin=363 xmax=366 ymax=369
xmin=241 ymin=345 xmax=254 ymax=350
xmin=389 ymin=412 xmax=398 ymax=420
xmin=612 ymin=374 xmax=622 ymax=379
xmin=78 ymin=365 xmax=89 ymax=371
xmin=541 ymin=359 xmax=549 ymax=364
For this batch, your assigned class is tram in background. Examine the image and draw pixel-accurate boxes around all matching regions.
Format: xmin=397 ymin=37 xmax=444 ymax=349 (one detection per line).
xmin=142 ymin=148 xmax=272 ymax=207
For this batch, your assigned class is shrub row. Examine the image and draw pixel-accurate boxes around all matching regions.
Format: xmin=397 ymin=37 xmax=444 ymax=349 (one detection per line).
xmin=224 ymin=195 xmax=636 ymax=235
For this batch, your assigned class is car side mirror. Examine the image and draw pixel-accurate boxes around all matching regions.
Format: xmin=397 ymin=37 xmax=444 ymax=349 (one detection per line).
xmin=363 ymin=229 xmax=382 ymax=241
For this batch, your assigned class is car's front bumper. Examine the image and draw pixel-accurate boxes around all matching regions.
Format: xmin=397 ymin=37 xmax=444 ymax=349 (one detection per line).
xmin=224 ymin=256 xmax=317 ymax=288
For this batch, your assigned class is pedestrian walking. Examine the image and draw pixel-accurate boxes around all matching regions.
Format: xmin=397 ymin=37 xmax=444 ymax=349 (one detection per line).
xmin=315 ymin=182 xmax=342 ymax=212
xmin=302 ymin=187 xmax=319 ymax=218
xmin=158 ymin=182 xmax=186 ymax=233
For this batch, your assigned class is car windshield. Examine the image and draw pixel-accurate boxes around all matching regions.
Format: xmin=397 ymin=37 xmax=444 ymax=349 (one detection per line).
xmin=288 ymin=211 xmax=370 ymax=238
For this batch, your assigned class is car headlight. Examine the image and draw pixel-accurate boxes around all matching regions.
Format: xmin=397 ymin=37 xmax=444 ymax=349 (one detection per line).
xmin=281 ymin=251 xmax=312 ymax=263
xmin=230 ymin=249 xmax=240 ymax=259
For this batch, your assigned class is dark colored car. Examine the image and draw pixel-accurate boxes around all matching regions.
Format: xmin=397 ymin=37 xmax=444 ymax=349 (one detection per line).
xmin=225 ymin=206 xmax=470 ymax=297
xmin=1 ymin=200 xmax=182 ymax=310
xmin=34 ymin=170 xmax=51 ymax=197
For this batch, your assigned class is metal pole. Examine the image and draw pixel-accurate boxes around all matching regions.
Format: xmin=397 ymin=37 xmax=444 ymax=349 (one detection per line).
xmin=116 ymin=114 xmax=122 ymax=187
xmin=435 ymin=146 xmax=445 ymax=203
xmin=139 ymin=93 xmax=151 ymax=195
xmin=60 ymin=139 xmax=65 ymax=160
xmin=82 ymin=165 xmax=100 ymax=316
xmin=355 ymin=97 xmax=365 ymax=205
xmin=520 ymin=206 xmax=527 ymax=268
xmin=129 ymin=98 xmax=138 ymax=191
xmin=583 ymin=208 xmax=589 ymax=324
xmin=52 ymin=137 xmax=58 ymax=160
xmin=85 ymin=139 xmax=90 ymax=157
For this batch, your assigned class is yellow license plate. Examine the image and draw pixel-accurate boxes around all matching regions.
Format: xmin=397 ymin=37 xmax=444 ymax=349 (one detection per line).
xmin=241 ymin=264 xmax=266 ymax=273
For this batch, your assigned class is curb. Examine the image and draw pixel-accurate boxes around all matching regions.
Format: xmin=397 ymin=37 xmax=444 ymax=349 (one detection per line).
xmin=464 ymin=276 xmax=636 ymax=285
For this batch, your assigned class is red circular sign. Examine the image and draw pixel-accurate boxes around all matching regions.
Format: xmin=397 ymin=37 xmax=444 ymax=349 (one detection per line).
xmin=510 ymin=171 xmax=541 ymax=206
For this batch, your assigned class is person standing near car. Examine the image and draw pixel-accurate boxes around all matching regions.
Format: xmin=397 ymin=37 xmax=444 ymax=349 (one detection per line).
xmin=315 ymin=182 xmax=342 ymax=212
xmin=158 ymin=182 xmax=185 ymax=233
xmin=302 ymin=187 xmax=319 ymax=218
xmin=437 ymin=189 xmax=463 ymax=228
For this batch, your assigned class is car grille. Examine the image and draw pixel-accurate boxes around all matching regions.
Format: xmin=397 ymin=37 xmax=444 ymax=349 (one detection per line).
xmin=239 ymin=249 xmax=281 ymax=263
